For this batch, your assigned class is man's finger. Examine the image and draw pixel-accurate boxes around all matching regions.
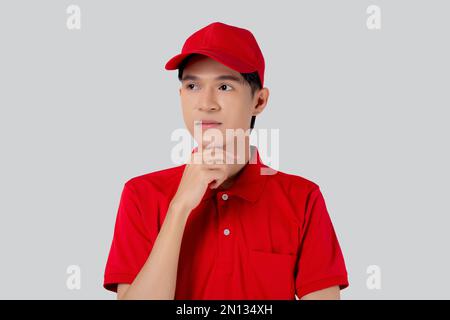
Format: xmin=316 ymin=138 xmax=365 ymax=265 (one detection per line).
xmin=207 ymin=170 xmax=229 ymax=189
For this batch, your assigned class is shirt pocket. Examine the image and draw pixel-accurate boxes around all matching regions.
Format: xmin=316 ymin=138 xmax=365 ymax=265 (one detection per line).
xmin=247 ymin=249 xmax=296 ymax=300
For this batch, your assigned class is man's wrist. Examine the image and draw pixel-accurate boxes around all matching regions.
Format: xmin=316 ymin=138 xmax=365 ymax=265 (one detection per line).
xmin=168 ymin=201 xmax=191 ymax=221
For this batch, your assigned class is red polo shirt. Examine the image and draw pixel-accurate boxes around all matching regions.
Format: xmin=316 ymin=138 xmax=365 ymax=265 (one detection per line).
xmin=103 ymin=146 xmax=349 ymax=299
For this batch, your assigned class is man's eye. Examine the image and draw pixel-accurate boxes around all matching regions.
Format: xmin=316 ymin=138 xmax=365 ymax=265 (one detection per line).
xmin=219 ymin=84 xmax=233 ymax=91
xmin=186 ymin=83 xmax=198 ymax=90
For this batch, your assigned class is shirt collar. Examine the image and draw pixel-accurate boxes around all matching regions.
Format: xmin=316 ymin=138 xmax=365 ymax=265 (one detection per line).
xmin=190 ymin=145 xmax=274 ymax=203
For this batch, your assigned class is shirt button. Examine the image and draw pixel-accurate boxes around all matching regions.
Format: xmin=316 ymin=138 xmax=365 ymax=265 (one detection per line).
xmin=221 ymin=193 xmax=229 ymax=201
xmin=223 ymin=228 xmax=230 ymax=236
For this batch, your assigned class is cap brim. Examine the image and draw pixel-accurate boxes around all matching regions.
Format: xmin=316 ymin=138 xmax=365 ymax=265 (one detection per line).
xmin=164 ymin=49 xmax=256 ymax=74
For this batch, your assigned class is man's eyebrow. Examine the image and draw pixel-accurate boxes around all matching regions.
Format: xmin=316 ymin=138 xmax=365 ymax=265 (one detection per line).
xmin=181 ymin=74 xmax=244 ymax=83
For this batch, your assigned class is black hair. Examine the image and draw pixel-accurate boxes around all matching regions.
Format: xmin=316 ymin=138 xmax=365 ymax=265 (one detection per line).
xmin=177 ymin=54 xmax=262 ymax=130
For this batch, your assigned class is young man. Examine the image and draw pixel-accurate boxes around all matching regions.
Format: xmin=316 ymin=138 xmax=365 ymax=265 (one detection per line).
xmin=103 ymin=21 xmax=349 ymax=300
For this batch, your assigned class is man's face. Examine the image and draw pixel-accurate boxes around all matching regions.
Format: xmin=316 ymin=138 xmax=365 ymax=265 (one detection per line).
xmin=179 ymin=55 xmax=268 ymax=149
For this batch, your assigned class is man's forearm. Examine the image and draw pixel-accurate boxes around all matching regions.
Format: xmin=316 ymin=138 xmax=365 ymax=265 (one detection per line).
xmin=119 ymin=202 xmax=190 ymax=300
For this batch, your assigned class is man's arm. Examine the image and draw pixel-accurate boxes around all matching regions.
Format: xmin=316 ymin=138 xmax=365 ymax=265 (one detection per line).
xmin=117 ymin=202 xmax=190 ymax=300
xmin=300 ymin=285 xmax=341 ymax=300
xmin=116 ymin=148 xmax=233 ymax=300
xmin=117 ymin=283 xmax=130 ymax=299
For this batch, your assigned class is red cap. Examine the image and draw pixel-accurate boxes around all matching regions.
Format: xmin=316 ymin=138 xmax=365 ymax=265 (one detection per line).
xmin=164 ymin=22 xmax=265 ymax=87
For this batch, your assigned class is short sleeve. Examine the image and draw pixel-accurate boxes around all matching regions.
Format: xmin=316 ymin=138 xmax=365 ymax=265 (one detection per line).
xmin=103 ymin=182 xmax=154 ymax=293
xmin=294 ymin=187 xmax=349 ymax=299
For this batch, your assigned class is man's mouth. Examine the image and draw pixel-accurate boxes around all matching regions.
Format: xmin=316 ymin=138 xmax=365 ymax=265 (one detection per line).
xmin=195 ymin=120 xmax=223 ymax=128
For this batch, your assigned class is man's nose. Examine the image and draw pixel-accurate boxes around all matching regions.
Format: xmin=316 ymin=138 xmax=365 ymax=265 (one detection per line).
xmin=197 ymin=89 xmax=220 ymax=111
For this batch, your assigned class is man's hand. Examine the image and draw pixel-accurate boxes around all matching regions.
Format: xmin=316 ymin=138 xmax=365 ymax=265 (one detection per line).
xmin=170 ymin=147 xmax=237 ymax=213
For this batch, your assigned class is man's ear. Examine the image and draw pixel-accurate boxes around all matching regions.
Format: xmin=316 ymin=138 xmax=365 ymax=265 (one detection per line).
xmin=252 ymin=87 xmax=270 ymax=116
xmin=179 ymin=87 xmax=182 ymax=95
